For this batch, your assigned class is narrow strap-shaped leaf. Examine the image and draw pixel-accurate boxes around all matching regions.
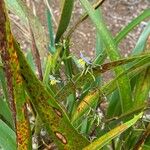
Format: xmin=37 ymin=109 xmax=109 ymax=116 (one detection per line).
xmin=132 ymin=21 xmax=150 ymax=55
xmin=80 ymin=0 xmax=132 ymax=113
xmin=83 ymin=113 xmax=143 ymax=150
xmin=46 ymin=5 xmax=56 ymax=53
xmin=0 ymin=120 xmax=16 ymax=150
xmin=55 ymin=0 xmax=74 ymax=42
xmin=62 ymin=40 xmax=74 ymax=78
xmin=14 ymin=40 xmax=89 ymax=149
xmin=133 ymin=123 xmax=150 ymax=150
xmin=65 ymin=0 xmax=105 ymax=38
xmin=0 ymin=96 xmax=14 ymax=129
xmin=142 ymin=135 xmax=150 ymax=150
xmin=94 ymin=31 xmax=105 ymax=65
xmin=133 ymin=36 xmax=150 ymax=108
xmin=115 ymin=9 xmax=150 ymax=44
xmin=94 ymin=9 xmax=105 ymax=65
xmin=0 ymin=2 xmax=31 ymax=149
xmin=133 ymin=68 xmax=150 ymax=108
xmin=103 ymin=56 xmax=150 ymax=97
xmin=43 ymin=46 xmax=62 ymax=86
xmin=71 ymin=90 xmax=99 ymax=123
xmin=72 ymin=57 xmax=150 ymax=122
xmin=94 ymin=9 xmax=150 ymax=65
xmin=0 ymin=68 xmax=12 ymax=135
xmin=56 ymin=53 xmax=150 ymax=102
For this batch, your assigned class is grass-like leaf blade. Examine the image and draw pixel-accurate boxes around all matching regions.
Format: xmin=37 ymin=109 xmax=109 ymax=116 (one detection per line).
xmin=115 ymin=9 xmax=150 ymax=44
xmin=0 ymin=120 xmax=16 ymax=150
xmin=0 ymin=3 xmax=32 ymax=148
xmin=14 ymin=40 xmax=90 ymax=149
xmin=46 ymin=6 xmax=56 ymax=53
xmin=78 ymin=0 xmax=133 ymax=113
xmin=72 ymin=56 xmax=150 ymax=122
xmin=55 ymin=0 xmax=74 ymax=42
xmin=83 ymin=113 xmax=143 ymax=150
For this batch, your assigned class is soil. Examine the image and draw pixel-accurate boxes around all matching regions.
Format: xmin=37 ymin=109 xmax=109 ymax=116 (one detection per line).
xmin=11 ymin=0 xmax=150 ymax=59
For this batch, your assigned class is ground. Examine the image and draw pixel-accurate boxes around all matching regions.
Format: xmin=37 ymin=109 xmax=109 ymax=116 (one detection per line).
xmin=11 ymin=0 xmax=150 ymax=58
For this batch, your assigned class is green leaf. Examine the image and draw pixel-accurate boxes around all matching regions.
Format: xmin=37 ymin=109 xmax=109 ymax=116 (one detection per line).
xmin=131 ymin=23 xmax=150 ymax=108
xmin=0 ymin=120 xmax=16 ymax=150
xmin=0 ymin=97 xmax=14 ymax=129
xmin=72 ymin=56 xmax=150 ymax=122
xmin=65 ymin=0 xmax=105 ymax=38
xmin=55 ymin=0 xmax=74 ymax=42
xmin=43 ymin=46 xmax=62 ymax=85
xmin=94 ymin=9 xmax=150 ymax=66
xmin=80 ymin=0 xmax=132 ymax=113
xmin=143 ymin=137 xmax=150 ymax=150
xmin=71 ymin=90 xmax=99 ymax=123
xmin=107 ymin=90 xmax=121 ymax=117
xmin=94 ymin=8 xmax=105 ymax=65
xmin=46 ymin=6 xmax=56 ymax=53
xmin=83 ymin=113 xmax=143 ymax=150
xmin=95 ymin=9 xmax=104 ymax=58
xmin=14 ymin=40 xmax=90 ymax=149
xmin=62 ymin=40 xmax=74 ymax=78
xmin=56 ymin=53 xmax=150 ymax=102
xmin=133 ymin=67 xmax=150 ymax=108
xmin=132 ymin=21 xmax=150 ymax=55
xmin=115 ymin=9 xmax=150 ymax=44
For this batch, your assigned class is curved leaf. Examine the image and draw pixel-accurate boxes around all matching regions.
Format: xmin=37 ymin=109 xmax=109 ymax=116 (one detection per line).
xmin=80 ymin=0 xmax=132 ymax=113
xmin=56 ymin=53 xmax=150 ymax=101
xmin=72 ymin=56 xmax=150 ymax=122
xmin=0 ymin=120 xmax=16 ymax=150
xmin=133 ymin=67 xmax=150 ymax=108
xmin=55 ymin=0 xmax=74 ymax=42
xmin=132 ymin=21 xmax=150 ymax=55
xmin=47 ymin=8 xmax=56 ymax=53
xmin=115 ymin=9 xmax=150 ymax=44
xmin=83 ymin=113 xmax=143 ymax=150
xmin=0 ymin=2 xmax=31 ymax=148
xmin=14 ymin=40 xmax=90 ymax=149
xmin=0 ymin=96 xmax=13 ymax=129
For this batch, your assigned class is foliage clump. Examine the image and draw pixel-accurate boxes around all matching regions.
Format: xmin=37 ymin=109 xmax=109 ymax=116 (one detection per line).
xmin=0 ymin=0 xmax=150 ymax=149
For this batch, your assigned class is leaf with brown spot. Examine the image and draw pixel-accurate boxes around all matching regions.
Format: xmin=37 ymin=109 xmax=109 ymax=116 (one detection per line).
xmin=14 ymin=36 xmax=90 ymax=149
xmin=0 ymin=1 xmax=31 ymax=149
